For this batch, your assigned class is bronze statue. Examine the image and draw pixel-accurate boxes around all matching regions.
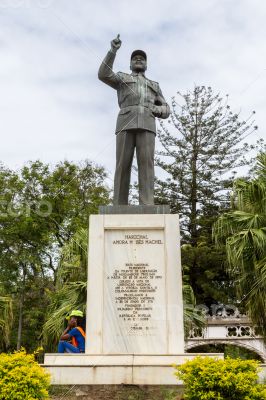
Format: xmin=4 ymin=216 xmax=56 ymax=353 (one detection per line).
xmin=98 ymin=35 xmax=170 ymax=205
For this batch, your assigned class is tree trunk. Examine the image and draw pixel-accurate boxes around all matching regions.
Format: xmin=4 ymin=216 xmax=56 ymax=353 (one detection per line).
xmin=190 ymin=98 xmax=199 ymax=247
xmin=17 ymin=265 xmax=26 ymax=350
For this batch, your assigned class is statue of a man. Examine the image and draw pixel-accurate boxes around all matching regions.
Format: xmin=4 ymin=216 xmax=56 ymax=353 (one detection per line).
xmin=98 ymin=35 xmax=170 ymax=205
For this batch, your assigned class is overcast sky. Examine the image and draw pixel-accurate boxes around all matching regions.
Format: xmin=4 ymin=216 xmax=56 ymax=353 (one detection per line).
xmin=0 ymin=0 xmax=265 ymax=182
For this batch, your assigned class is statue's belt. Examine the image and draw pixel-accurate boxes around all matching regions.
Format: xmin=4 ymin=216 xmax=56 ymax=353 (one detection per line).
xmin=119 ymin=105 xmax=153 ymax=112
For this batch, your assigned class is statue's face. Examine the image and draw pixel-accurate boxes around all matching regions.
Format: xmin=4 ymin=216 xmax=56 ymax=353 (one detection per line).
xmin=130 ymin=54 xmax=147 ymax=73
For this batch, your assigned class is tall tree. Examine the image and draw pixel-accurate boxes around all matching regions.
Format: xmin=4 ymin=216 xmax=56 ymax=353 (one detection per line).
xmin=0 ymin=160 xmax=109 ymax=351
xmin=213 ymin=153 xmax=266 ymax=337
xmin=155 ymin=86 xmax=260 ymax=304
xmin=156 ymin=86 xmax=258 ymax=243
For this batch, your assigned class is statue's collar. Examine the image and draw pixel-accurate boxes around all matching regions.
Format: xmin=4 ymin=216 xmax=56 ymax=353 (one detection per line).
xmin=131 ymin=72 xmax=146 ymax=77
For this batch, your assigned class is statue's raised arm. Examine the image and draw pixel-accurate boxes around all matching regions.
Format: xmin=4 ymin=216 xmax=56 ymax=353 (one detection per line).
xmin=98 ymin=35 xmax=122 ymax=89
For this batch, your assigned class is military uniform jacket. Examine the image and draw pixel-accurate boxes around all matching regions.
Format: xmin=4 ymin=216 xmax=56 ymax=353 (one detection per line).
xmin=98 ymin=50 xmax=170 ymax=134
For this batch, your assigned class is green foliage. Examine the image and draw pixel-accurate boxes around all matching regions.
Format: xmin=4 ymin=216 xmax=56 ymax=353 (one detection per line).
xmin=181 ymin=240 xmax=234 ymax=306
xmin=174 ymin=357 xmax=266 ymax=400
xmin=213 ymin=153 xmax=266 ymax=337
xmin=0 ymin=159 xmax=109 ymax=351
xmin=188 ymin=344 xmax=263 ymax=362
xmin=0 ymin=350 xmax=50 ymax=400
xmin=182 ymin=268 xmax=205 ymax=336
xmin=0 ymin=290 xmax=13 ymax=350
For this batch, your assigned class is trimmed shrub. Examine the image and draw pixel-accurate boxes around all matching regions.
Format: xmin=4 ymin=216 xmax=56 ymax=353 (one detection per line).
xmin=0 ymin=350 xmax=50 ymax=400
xmin=174 ymin=356 xmax=266 ymax=400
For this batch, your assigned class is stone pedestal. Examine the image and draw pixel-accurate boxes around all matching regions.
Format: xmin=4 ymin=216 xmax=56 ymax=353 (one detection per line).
xmin=86 ymin=213 xmax=184 ymax=355
xmin=44 ymin=210 xmax=224 ymax=385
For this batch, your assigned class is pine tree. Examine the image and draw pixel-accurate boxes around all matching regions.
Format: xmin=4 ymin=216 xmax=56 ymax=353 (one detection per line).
xmin=156 ymin=86 xmax=258 ymax=245
xmin=155 ymin=86 xmax=260 ymax=304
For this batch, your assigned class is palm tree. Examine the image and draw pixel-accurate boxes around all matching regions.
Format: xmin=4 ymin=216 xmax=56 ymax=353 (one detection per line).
xmin=213 ymin=153 xmax=266 ymax=337
xmin=42 ymin=228 xmax=88 ymax=349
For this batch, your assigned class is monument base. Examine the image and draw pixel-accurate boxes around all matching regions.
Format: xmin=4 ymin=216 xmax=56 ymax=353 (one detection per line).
xmin=43 ymin=213 xmax=224 ymax=385
xmin=43 ymin=353 xmax=224 ymax=385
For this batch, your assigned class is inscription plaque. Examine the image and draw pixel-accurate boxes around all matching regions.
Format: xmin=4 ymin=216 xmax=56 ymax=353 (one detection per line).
xmin=103 ymin=229 xmax=167 ymax=353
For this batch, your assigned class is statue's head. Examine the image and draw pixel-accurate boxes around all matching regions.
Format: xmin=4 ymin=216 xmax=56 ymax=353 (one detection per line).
xmin=130 ymin=50 xmax=147 ymax=73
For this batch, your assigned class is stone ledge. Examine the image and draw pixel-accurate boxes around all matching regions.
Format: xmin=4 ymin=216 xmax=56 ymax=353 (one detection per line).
xmin=43 ymin=353 xmax=224 ymax=385
xmin=99 ymin=205 xmax=170 ymax=214
xmin=44 ymin=353 xmax=224 ymax=366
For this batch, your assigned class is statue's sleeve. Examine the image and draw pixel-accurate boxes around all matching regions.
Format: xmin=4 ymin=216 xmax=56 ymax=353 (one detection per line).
xmin=155 ymin=85 xmax=171 ymax=119
xmin=98 ymin=50 xmax=120 ymax=90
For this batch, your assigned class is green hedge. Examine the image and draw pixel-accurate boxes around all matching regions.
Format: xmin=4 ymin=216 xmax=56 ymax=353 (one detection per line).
xmin=174 ymin=357 xmax=266 ymax=400
xmin=0 ymin=350 xmax=50 ymax=400
xmin=2 ymin=351 xmax=265 ymax=400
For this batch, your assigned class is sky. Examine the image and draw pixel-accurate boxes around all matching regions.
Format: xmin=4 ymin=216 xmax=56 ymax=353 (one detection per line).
xmin=0 ymin=0 xmax=265 ymax=183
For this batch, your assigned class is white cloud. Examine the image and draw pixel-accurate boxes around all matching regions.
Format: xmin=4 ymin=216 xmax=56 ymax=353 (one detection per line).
xmin=0 ymin=0 xmax=265 ymax=179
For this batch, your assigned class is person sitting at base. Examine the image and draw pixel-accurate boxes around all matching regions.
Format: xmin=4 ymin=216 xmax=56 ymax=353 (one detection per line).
xmin=58 ymin=310 xmax=86 ymax=353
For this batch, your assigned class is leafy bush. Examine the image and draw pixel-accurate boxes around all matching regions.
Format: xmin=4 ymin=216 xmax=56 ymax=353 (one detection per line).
xmin=174 ymin=357 xmax=266 ymax=400
xmin=0 ymin=350 xmax=50 ymax=400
